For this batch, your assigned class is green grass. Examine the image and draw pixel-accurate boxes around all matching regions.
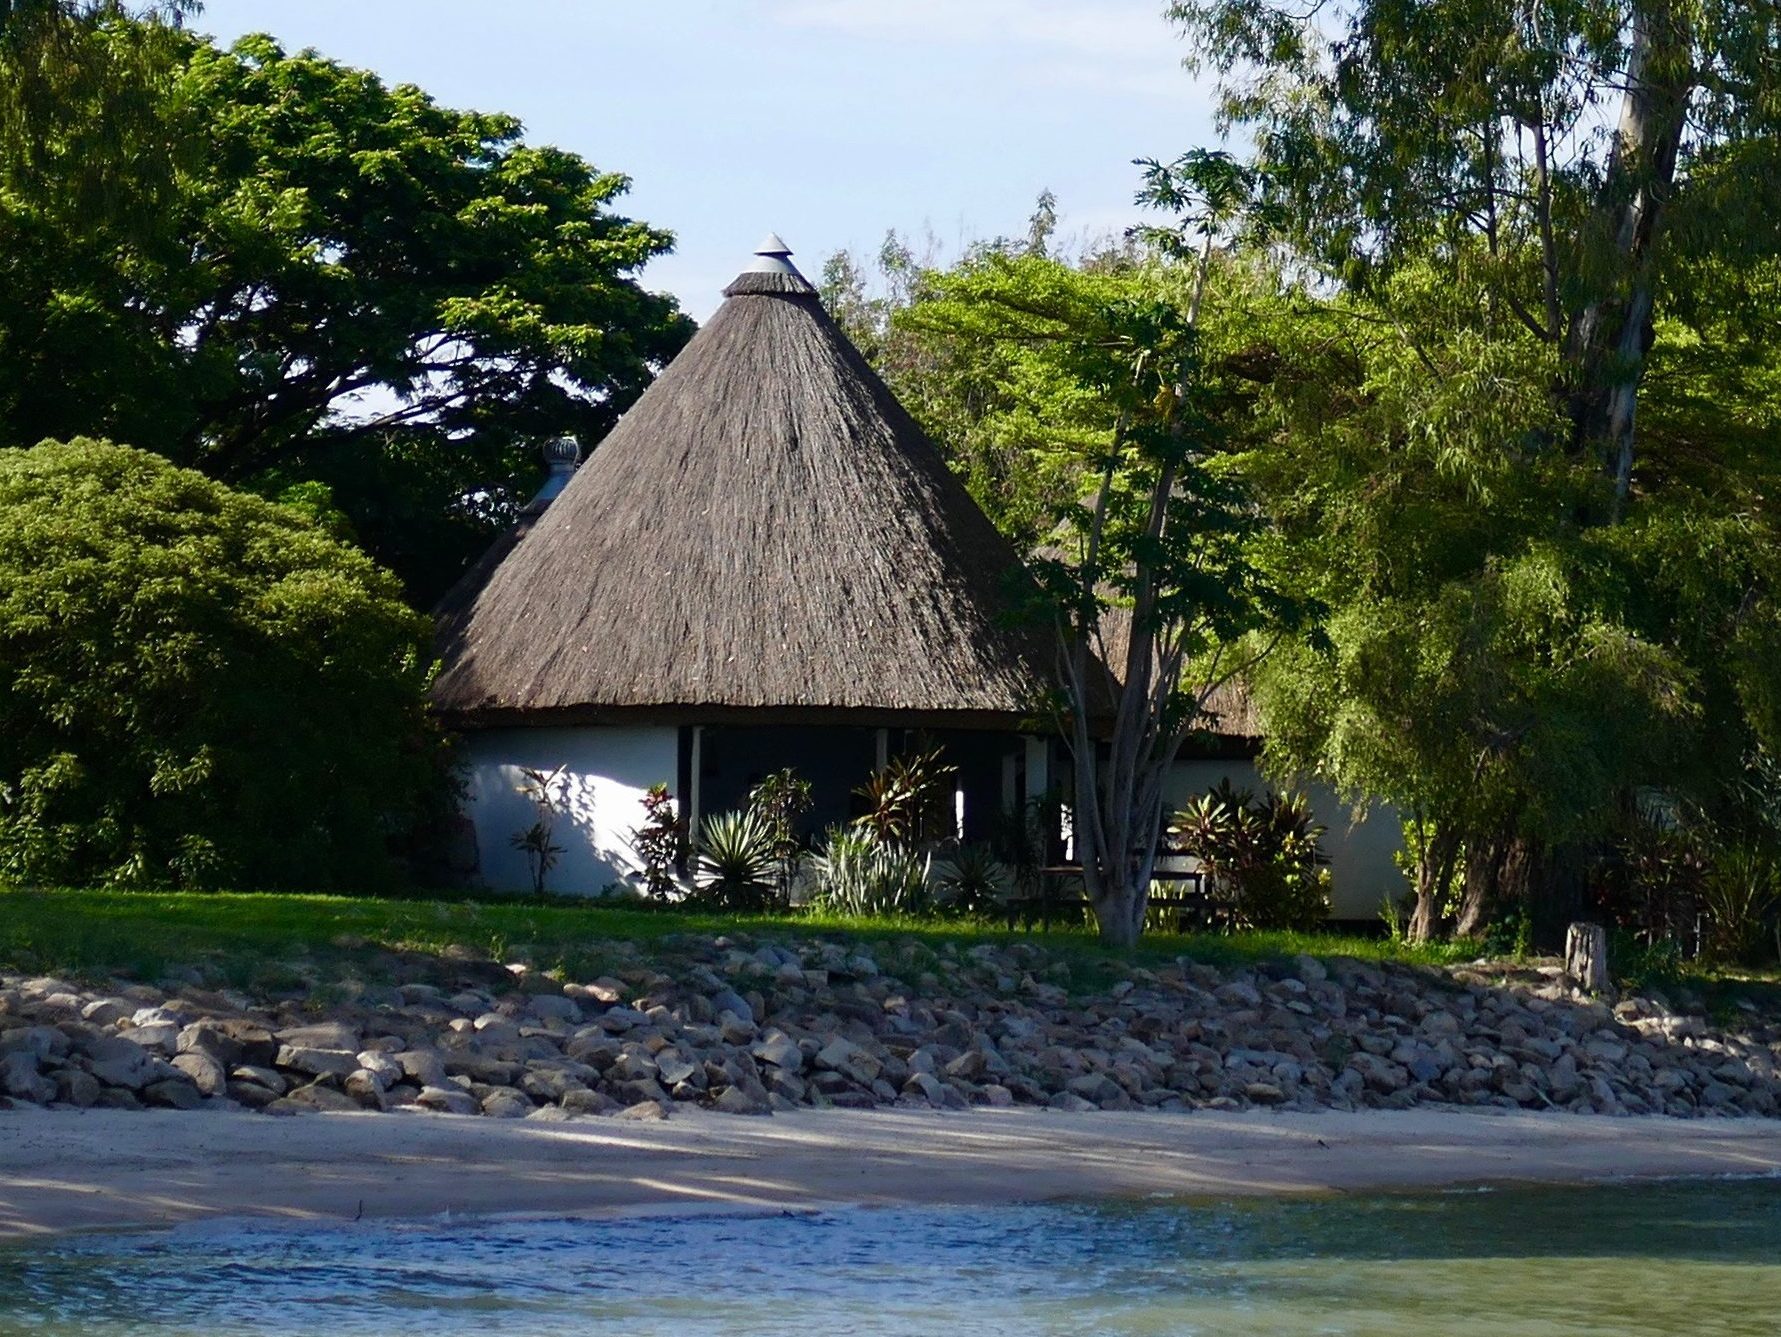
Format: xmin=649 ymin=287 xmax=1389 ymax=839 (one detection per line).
xmin=0 ymin=885 xmax=1482 ymax=996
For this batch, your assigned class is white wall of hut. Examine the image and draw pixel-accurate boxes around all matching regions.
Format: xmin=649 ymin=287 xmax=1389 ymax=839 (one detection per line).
xmin=459 ymin=724 xmax=679 ymax=895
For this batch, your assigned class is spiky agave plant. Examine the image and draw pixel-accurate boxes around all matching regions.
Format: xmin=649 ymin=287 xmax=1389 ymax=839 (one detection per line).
xmin=692 ymin=809 xmax=779 ymax=911
xmin=931 ymin=843 xmax=1013 ymax=917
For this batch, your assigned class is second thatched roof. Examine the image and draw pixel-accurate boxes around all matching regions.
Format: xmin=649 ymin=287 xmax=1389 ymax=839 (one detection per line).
xmin=432 ymin=239 xmax=1058 ymax=729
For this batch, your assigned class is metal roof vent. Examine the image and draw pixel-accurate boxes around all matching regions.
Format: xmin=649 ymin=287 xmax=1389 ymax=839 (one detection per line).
xmin=743 ymin=232 xmax=802 ymax=276
xmin=524 ymin=436 xmax=582 ymax=514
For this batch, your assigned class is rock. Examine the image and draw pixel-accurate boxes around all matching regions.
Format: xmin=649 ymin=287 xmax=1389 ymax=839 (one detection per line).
xmin=171 ymin=1051 xmax=229 ymax=1097
xmin=526 ymin=1103 xmax=579 ymax=1123
xmin=268 ymin=1083 xmax=362 ymax=1115
xmin=276 ymin=1046 xmax=360 ymax=1079
xmin=355 ymin=1052 xmax=405 ymax=1087
xmin=344 ymin=1070 xmax=388 ymax=1110
xmin=561 ymin=1088 xmax=621 ymax=1116
xmin=227 ymin=1079 xmax=282 ymax=1109
xmin=86 ymin=1036 xmax=156 ymax=1090
xmin=526 ymin=994 xmax=583 ymax=1024
xmin=655 ymin=1050 xmax=698 ymax=1086
xmin=143 ymin=1077 xmax=205 ymax=1110
xmin=1066 ymin=1072 xmax=1121 ymax=1104
xmin=276 ymin=1022 xmax=362 ymax=1052
xmin=1048 ymin=1091 xmax=1098 ymax=1112
xmin=393 ymin=1048 xmax=450 ymax=1088
xmin=0 ymin=1025 xmax=70 ymax=1059
xmin=481 ymin=1089 xmax=533 ymax=1118
xmin=0 ymin=1051 xmax=55 ymax=1104
xmin=414 ymin=1085 xmax=480 ymax=1115
xmin=80 ymin=998 xmax=131 ymax=1026
xmin=611 ymin=1077 xmax=670 ymax=1106
xmin=615 ymin=1099 xmax=670 ymax=1121
xmin=118 ymin=1023 xmax=179 ymax=1055
xmin=1419 ymin=1011 xmax=1461 ymax=1040
xmin=901 ymin=1071 xmax=946 ymax=1105
xmin=178 ymin=1019 xmax=276 ymax=1068
xmin=815 ymin=1036 xmax=881 ymax=1085
xmin=55 ymin=1068 xmax=101 ymax=1107
xmin=230 ymin=1064 xmax=288 ymax=1095
xmin=1349 ymin=1053 xmax=1410 ymax=1094
xmin=1245 ymin=1081 xmax=1286 ymax=1105
xmin=750 ymin=1032 xmax=804 ymax=1070
xmin=713 ymin=1085 xmax=772 ymax=1115
xmin=981 ymin=1083 xmax=1015 ymax=1108
xmin=710 ymin=989 xmax=754 ymax=1024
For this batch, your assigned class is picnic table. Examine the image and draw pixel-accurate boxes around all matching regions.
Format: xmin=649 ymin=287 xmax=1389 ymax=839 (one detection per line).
xmin=1003 ymin=863 xmax=1217 ymax=933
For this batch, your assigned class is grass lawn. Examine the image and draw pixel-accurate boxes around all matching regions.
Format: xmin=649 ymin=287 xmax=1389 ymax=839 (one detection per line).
xmin=0 ymin=885 xmax=1481 ymax=996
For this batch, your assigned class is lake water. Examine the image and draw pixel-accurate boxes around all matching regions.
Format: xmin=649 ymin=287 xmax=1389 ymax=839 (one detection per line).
xmin=3 ymin=1179 xmax=1778 ymax=1335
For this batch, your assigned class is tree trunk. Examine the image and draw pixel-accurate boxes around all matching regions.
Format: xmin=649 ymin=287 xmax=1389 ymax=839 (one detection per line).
xmin=1564 ymin=922 xmax=1611 ymax=993
xmin=1563 ymin=1 xmax=1693 ymax=510
xmin=1408 ymin=825 xmax=1461 ymax=943
xmin=1454 ymin=829 xmax=1509 ymax=939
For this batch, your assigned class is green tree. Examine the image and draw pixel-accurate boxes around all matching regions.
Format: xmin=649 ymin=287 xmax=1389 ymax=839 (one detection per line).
xmin=1168 ymin=0 xmax=1781 ymax=512
xmin=905 ymin=165 xmax=1305 ymax=946
xmin=0 ymin=26 xmax=692 ymax=600
xmin=0 ymin=438 xmax=444 ymax=889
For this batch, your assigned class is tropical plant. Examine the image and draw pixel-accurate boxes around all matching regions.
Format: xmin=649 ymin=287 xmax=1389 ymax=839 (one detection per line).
xmin=1699 ymin=842 xmax=1780 ymax=967
xmin=811 ymin=826 xmax=932 ymax=917
xmin=852 ymin=744 xmax=956 ymax=847
xmin=931 ymin=843 xmax=1013 ymax=916
xmin=748 ymin=767 xmax=813 ymax=903
xmin=0 ymin=438 xmax=442 ymax=890
xmin=509 ymin=764 xmax=567 ymax=897
xmin=629 ymin=782 xmax=686 ymax=899
xmin=1169 ymin=781 xmax=1331 ymax=932
xmin=692 ymin=809 xmax=779 ymax=912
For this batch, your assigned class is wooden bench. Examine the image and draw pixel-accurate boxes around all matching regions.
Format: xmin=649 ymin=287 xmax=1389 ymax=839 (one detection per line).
xmin=1003 ymin=864 xmax=1216 ymax=933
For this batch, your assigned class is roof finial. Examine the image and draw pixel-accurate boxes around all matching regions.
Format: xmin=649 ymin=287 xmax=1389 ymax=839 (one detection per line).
xmin=744 ymin=233 xmax=802 ymax=276
xmin=524 ymin=436 xmax=581 ymax=514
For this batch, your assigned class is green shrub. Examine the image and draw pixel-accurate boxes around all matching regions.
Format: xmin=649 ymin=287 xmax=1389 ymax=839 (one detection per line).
xmin=0 ymin=439 xmax=442 ymax=889
xmin=1169 ymin=780 xmax=1332 ymax=931
xmin=691 ymin=809 xmax=779 ymax=911
xmin=932 ymin=843 xmax=1012 ymax=916
xmin=812 ymin=827 xmax=931 ymax=916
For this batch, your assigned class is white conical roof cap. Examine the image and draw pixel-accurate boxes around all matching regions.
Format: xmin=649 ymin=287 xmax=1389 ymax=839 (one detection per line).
xmin=744 ymin=232 xmax=802 ymax=276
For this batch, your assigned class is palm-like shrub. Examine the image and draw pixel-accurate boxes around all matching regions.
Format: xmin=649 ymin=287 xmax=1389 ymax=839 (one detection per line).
xmin=932 ymin=843 xmax=1012 ymax=916
xmin=812 ymin=826 xmax=931 ymax=917
xmin=1170 ymin=780 xmax=1331 ymax=931
xmin=692 ymin=809 xmax=779 ymax=911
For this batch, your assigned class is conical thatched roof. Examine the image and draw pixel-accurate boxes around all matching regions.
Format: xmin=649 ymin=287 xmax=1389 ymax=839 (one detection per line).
xmin=431 ymin=240 xmax=1058 ymax=729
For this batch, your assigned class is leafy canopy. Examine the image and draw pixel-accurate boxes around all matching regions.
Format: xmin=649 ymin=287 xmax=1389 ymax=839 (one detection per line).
xmin=0 ymin=25 xmax=692 ymax=600
xmin=0 ymin=439 xmax=443 ymax=890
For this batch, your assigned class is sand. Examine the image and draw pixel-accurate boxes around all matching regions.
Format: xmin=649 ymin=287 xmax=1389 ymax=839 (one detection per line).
xmin=2 ymin=1106 xmax=1778 ymax=1240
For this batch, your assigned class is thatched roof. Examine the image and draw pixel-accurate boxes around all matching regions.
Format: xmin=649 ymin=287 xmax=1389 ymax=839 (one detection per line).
xmin=431 ymin=239 xmax=1058 ymax=729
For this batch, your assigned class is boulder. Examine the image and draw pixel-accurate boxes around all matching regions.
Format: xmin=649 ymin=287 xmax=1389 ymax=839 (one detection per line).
xmin=0 ymin=1051 xmax=55 ymax=1104
xmin=171 ymin=1051 xmax=229 ymax=1097
xmin=276 ymin=1046 xmax=360 ymax=1079
xmin=481 ymin=1089 xmax=533 ymax=1119
xmin=142 ymin=1077 xmax=204 ymax=1110
xmin=414 ymin=1085 xmax=480 ymax=1116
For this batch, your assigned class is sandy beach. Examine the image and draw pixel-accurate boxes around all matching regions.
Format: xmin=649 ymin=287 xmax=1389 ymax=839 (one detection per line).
xmin=2 ymin=1106 xmax=1779 ymax=1240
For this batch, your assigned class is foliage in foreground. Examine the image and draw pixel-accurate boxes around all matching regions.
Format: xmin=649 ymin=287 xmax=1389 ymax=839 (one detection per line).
xmin=0 ymin=439 xmax=444 ymax=889
xmin=0 ymin=17 xmax=693 ymax=601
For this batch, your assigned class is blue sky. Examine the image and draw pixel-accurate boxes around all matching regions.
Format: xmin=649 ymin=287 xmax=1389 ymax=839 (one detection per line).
xmin=195 ymin=1 xmax=1219 ymax=319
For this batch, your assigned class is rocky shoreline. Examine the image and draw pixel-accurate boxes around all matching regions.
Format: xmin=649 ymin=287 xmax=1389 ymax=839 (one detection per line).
xmin=3 ymin=934 xmax=1779 ymax=1122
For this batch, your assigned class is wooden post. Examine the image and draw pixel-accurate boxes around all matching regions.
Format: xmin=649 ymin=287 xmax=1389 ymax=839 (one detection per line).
xmin=1565 ymin=922 xmax=1610 ymax=993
